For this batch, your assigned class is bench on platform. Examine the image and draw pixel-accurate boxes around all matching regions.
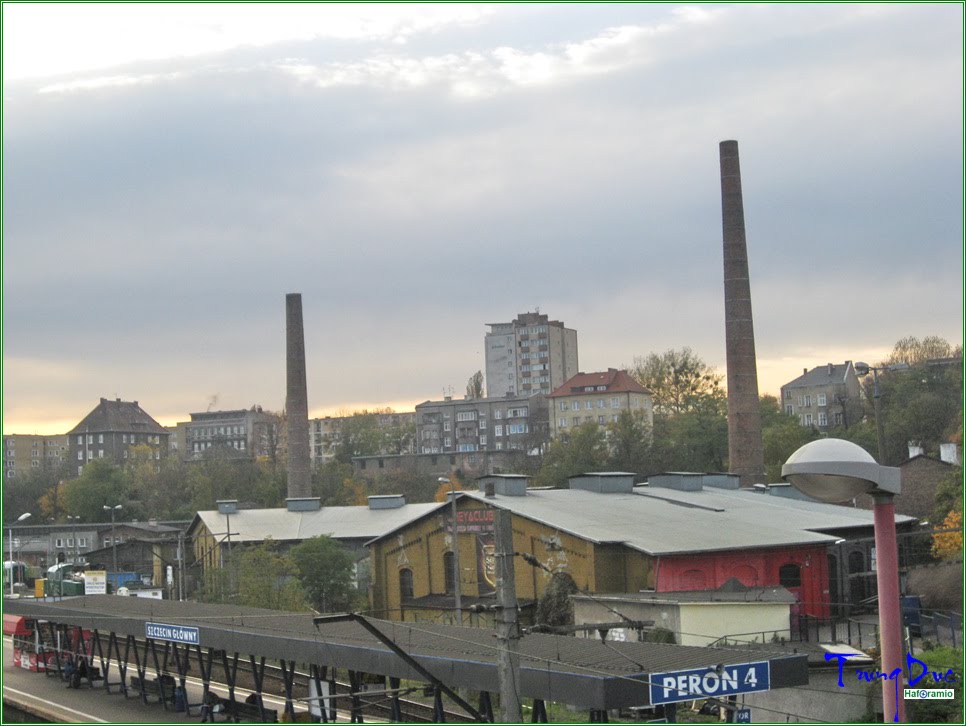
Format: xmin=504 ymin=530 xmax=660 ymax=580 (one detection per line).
xmin=129 ymin=674 xmax=177 ymax=705
xmin=226 ymin=698 xmax=279 ymax=723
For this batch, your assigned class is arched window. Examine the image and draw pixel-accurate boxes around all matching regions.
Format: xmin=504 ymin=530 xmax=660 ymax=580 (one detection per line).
xmin=399 ymin=569 xmax=414 ymax=602
xmin=443 ymin=551 xmax=456 ymax=594
xmin=779 ymin=563 xmax=802 ymax=588
xmin=848 ymin=550 xmax=865 ymax=574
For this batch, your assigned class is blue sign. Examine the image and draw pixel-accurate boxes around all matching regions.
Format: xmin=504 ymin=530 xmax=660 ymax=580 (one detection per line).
xmin=649 ymin=661 xmax=770 ymax=705
xmin=736 ymin=708 xmax=752 ymax=723
xmin=145 ymin=622 xmax=200 ymax=645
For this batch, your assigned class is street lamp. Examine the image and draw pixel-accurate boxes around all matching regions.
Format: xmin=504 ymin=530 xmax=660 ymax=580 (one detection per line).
xmin=7 ymin=512 xmax=31 ymax=596
xmin=854 ymin=361 xmax=910 ymax=465
xmin=66 ymin=515 xmax=80 ymax=564
xmin=438 ymin=477 xmax=462 ymax=625
xmin=103 ymin=504 xmax=123 ymax=574
xmin=783 ymin=438 xmax=905 ymax=723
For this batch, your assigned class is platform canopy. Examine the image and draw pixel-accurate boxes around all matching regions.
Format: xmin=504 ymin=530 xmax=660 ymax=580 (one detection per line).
xmin=6 ymin=596 xmax=808 ymax=710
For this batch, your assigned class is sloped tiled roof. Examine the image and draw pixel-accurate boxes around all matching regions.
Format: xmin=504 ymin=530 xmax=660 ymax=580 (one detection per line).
xmin=782 ymin=363 xmax=854 ymax=390
xmin=68 ymin=398 xmax=167 ymax=435
xmin=548 ymin=369 xmax=650 ymax=397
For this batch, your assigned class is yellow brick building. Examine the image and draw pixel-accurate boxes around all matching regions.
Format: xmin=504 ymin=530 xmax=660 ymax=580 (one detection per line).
xmin=368 ymin=475 xmax=655 ymax=625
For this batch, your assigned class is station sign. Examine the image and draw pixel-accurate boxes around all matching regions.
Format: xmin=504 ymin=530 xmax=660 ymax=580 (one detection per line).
xmin=649 ymin=661 xmax=770 ymax=705
xmin=145 ymin=622 xmax=200 ymax=645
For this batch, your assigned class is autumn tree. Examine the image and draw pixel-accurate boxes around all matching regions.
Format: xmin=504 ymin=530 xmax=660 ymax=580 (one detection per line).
xmin=605 ymin=410 xmax=653 ymax=476
xmin=760 ymin=395 xmax=820 ymax=481
xmin=629 ymin=348 xmax=724 ymax=415
xmin=931 ymin=510 xmax=963 ymax=560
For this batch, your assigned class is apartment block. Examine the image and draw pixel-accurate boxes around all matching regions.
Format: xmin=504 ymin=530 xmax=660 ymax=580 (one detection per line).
xmin=3 ymin=434 xmax=69 ymax=480
xmin=179 ymin=406 xmax=279 ymax=461
xmin=484 ymin=312 xmax=578 ymax=398
xmin=415 ymin=394 xmax=548 ymax=456
xmin=547 ymin=369 xmax=653 ymax=439
xmin=310 ymin=411 xmax=416 ymax=464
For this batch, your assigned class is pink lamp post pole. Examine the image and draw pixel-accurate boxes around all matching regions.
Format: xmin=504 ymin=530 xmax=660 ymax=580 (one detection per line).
xmin=873 ymin=492 xmax=906 ymax=723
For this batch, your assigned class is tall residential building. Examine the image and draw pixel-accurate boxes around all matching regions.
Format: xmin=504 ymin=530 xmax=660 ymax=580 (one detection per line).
xmin=3 ymin=434 xmax=69 ymax=480
xmin=484 ymin=312 xmax=578 ymax=398
xmin=780 ymin=362 xmax=863 ymax=431
xmin=547 ymin=369 xmax=653 ymax=439
xmin=67 ymin=398 xmax=169 ymax=477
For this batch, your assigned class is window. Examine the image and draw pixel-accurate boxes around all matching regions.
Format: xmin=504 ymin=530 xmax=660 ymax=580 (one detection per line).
xmin=98 ymin=433 xmax=104 ymax=444
xmin=572 ymin=402 xmax=579 ymax=411
xmin=480 ymin=435 xmax=487 ymax=446
xmin=803 ymin=413 xmax=813 ymax=426
xmin=443 ymin=552 xmax=456 ymax=594
xmin=558 ymin=418 xmax=567 ymax=428
xmin=584 ymin=401 xmax=593 ymax=410
xmin=598 ymin=416 xmax=605 ymax=425
xmin=494 ymin=425 xmax=503 ymax=437
xmin=78 ymin=538 xmax=88 ymax=548
xmin=456 ymin=411 xmax=477 ymax=422
xmin=817 ymin=393 xmax=827 ymax=406
xmin=479 ymin=419 xmax=486 ymax=430
xmin=803 ymin=394 xmax=812 ymax=407
xmin=507 ymin=407 xmax=528 ymax=418
xmin=55 ymin=538 xmax=64 ymax=548
xmin=87 ymin=450 xmax=94 ymax=460
xmin=77 ymin=451 xmax=83 ymax=460
xmin=834 ymin=412 xmax=843 ymax=425
xmin=784 ymin=390 xmax=792 ymax=400
xmin=457 ymin=443 xmax=478 ymax=452
xmin=785 ymin=405 xmax=794 ymax=415
xmin=443 ymin=421 xmax=451 ymax=432
xmin=779 ymin=563 xmax=802 ymax=588
xmin=399 ymin=570 xmax=414 ymax=601
xmin=67 ymin=538 xmax=74 ymax=548
xmin=611 ymin=398 xmax=621 ymax=408
xmin=494 ymin=410 xmax=503 ymax=420
xmin=98 ymin=449 xmax=104 ymax=458
xmin=558 ymin=401 xmax=567 ymax=412
xmin=508 ymin=424 xmax=528 ymax=435
xmin=123 ymin=450 xmax=128 ymax=459
xmin=818 ymin=412 xmax=828 ymax=426
xmin=77 ymin=435 xmax=83 ymax=445
xmin=597 ymin=399 xmax=605 ymax=408
xmin=122 ymin=434 xmax=127 ymax=444
xmin=444 ymin=438 xmax=452 ymax=447
xmin=87 ymin=435 xmax=93 ymax=444
xmin=596 ymin=385 xmax=606 ymax=391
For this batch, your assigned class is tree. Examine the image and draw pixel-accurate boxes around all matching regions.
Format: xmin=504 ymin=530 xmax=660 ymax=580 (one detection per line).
xmin=534 ymin=572 xmax=578 ymax=628
xmin=605 ymin=410 xmax=653 ymax=476
xmin=466 ymin=370 xmax=484 ymax=400
xmin=931 ymin=510 xmax=963 ymax=560
xmin=5 ymin=461 xmax=71 ymax=520
xmin=290 ymin=536 xmax=357 ymax=613
xmin=883 ymin=336 xmax=961 ymax=367
xmin=761 ymin=395 xmax=820 ymax=481
xmin=628 ymin=348 xmax=724 ymax=415
xmin=933 ymin=467 xmax=964 ymax=525
xmin=649 ymin=392 xmax=729 ymax=473
xmin=235 ymin=540 xmax=306 ymax=611
xmin=533 ymin=423 xmax=606 ymax=488
xmin=61 ymin=460 xmax=131 ymax=523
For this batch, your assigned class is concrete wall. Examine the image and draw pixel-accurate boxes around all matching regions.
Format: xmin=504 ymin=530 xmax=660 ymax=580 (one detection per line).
xmin=743 ymin=666 xmax=880 ymax=723
xmin=679 ymin=602 xmax=790 ymax=646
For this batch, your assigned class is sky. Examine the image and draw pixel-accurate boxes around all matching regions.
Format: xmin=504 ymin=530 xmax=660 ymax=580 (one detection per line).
xmin=2 ymin=2 xmax=963 ymax=435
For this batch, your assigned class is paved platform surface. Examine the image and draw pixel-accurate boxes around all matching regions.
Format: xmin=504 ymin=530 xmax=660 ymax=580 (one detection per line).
xmin=2 ymin=637 xmax=299 ymax=724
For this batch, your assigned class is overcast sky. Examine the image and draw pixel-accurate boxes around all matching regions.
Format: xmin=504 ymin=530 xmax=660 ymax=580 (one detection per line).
xmin=3 ymin=3 xmax=963 ymax=435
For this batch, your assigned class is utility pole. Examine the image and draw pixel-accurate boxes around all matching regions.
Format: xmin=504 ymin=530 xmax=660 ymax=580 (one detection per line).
xmin=439 ymin=476 xmax=462 ymax=625
xmin=494 ymin=509 xmax=521 ymax=722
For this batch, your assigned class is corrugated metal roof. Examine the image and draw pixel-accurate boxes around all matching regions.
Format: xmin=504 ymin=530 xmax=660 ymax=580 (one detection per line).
xmin=458 ymin=484 xmax=903 ymax=556
xmin=5 ymin=596 xmax=807 ymax=708
xmin=194 ymin=501 xmax=444 ymax=543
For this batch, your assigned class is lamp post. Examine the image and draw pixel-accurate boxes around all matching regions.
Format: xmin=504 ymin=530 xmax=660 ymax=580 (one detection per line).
xmin=66 ymin=515 xmax=80 ymax=564
xmin=783 ymin=438 xmax=905 ymax=723
xmin=854 ymin=361 xmax=909 ymax=465
xmin=103 ymin=504 xmax=122 ymax=574
xmin=7 ymin=512 xmax=31 ymax=595
xmin=438 ymin=476 xmax=462 ymax=625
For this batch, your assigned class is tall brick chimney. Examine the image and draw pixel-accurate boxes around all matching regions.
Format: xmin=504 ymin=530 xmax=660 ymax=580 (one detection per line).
xmin=719 ymin=140 xmax=766 ymax=485
xmin=285 ymin=293 xmax=312 ymax=499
